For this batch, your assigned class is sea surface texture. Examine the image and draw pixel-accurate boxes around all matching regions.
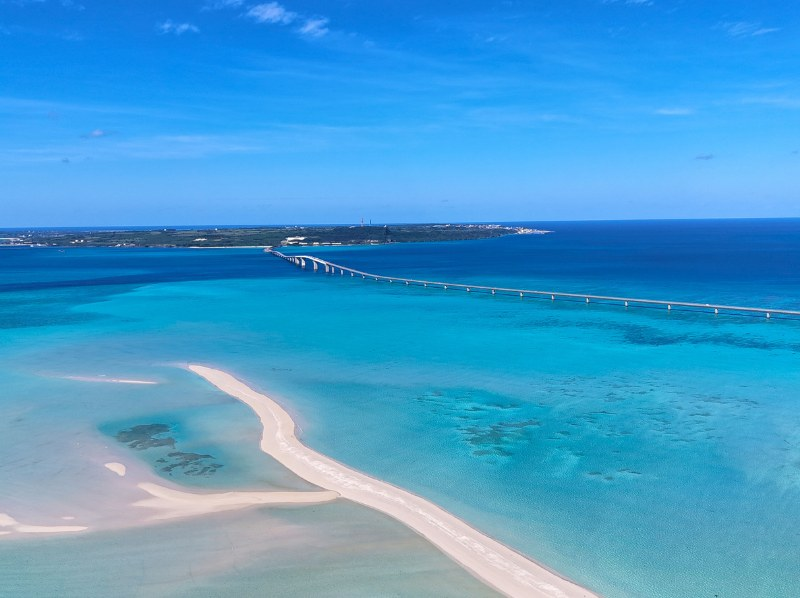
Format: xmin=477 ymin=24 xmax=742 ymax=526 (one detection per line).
xmin=0 ymin=219 xmax=798 ymax=597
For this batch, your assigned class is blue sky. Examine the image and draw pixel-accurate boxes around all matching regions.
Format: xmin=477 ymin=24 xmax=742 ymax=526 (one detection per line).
xmin=1 ymin=0 xmax=798 ymax=225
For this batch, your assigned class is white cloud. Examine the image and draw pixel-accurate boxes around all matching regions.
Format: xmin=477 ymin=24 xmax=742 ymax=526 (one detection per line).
xmin=741 ymin=96 xmax=800 ymax=109
xmin=81 ymin=129 xmax=111 ymax=138
xmin=245 ymin=3 xmax=331 ymax=39
xmin=717 ymin=21 xmax=779 ymax=38
xmin=4 ymin=0 xmax=83 ymax=7
xmin=298 ymin=17 xmax=329 ymax=38
xmin=158 ymin=20 xmax=200 ymax=35
xmin=204 ymin=0 xmax=243 ymax=9
xmin=603 ymin=0 xmax=653 ymax=6
xmin=654 ymin=107 xmax=694 ymax=116
xmin=247 ymin=2 xmax=296 ymax=25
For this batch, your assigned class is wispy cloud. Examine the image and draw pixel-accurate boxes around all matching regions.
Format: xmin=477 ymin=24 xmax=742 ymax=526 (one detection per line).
xmin=247 ymin=2 xmax=296 ymax=25
xmin=0 ymin=96 xmax=198 ymax=123
xmin=80 ymin=128 xmax=111 ymax=139
xmin=717 ymin=21 xmax=779 ymax=38
xmin=654 ymin=107 xmax=694 ymax=116
xmin=603 ymin=0 xmax=653 ymax=6
xmin=61 ymin=30 xmax=83 ymax=41
xmin=740 ymin=96 xmax=800 ymax=109
xmin=245 ymin=2 xmax=330 ymax=38
xmin=1 ymin=133 xmax=264 ymax=164
xmin=298 ymin=17 xmax=329 ymax=38
xmin=4 ymin=0 xmax=84 ymax=7
xmin=0 ymin=121 xmax=439 ymax=166
xmin=204 ymin=0 xmax=243 ymax=9
xmin=157 ymin=20 xmax=200 ymax=36
xmin=464 ymin=107 xmax=580 ymax=128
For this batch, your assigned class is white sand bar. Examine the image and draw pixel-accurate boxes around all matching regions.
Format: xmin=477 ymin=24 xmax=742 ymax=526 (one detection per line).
xmin=134 ymin=482 xmax=338 ymax=521
xmin=104 ymin=462 xmax=127 ymax=477
xmin=0 ymin=513 xmax=87 ymax=535
xmin=63 ymin=375 xmax=157 ymax=385
xmin=188 ymin=365 xmax=599 ymax=598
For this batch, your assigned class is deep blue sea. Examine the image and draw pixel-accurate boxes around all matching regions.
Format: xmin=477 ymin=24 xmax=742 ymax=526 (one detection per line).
xmin=1 ymin=219 xmax=798 ymax=597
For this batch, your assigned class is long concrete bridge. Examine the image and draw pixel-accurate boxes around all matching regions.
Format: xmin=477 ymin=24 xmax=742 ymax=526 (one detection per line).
xmin=267 ymin=249 xmax=800 ymax=320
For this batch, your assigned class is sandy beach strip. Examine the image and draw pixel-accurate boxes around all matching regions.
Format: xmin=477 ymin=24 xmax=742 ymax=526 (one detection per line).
xmin=188 ymin=364 xmax=598 ymax=598
xmin=134 ymin=482 xmax=338 ymax=521
xmin=0 ymin=513 xmax=87 ymax=535
xmin=63 ymin=375 xmax=157 ymax=385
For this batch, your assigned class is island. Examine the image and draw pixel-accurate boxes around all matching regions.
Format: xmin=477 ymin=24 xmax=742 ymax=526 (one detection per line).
xmin=0 ymin=224 xmax=549 ymax=248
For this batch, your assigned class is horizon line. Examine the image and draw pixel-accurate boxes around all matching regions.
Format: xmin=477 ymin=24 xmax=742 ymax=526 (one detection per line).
xmin=2 ymin=215 xmax=800 ymax=231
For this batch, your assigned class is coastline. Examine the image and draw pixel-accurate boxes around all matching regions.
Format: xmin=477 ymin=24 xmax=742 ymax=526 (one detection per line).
xmin=188 ymin=364 xmax=598 ymax=598
xmin=1 ymin=223 xmax=543 ymax=249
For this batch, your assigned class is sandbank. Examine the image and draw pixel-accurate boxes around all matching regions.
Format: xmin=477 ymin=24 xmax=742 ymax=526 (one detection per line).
xmin=134 ymin=482 xmax=338 ymax=520
xmin=0 ymin=512 xmax=87 ymax=535
xmin=104 ymin=462 xmax=127 ymax=476
xmin=63 ymin=375 xmax=157 ymax=385
xmin=188 ymin=364 xmax=598 ymax=598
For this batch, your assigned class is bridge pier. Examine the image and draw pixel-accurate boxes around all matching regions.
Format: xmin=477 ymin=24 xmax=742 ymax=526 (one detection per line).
xmin=267 ymin=251 xmax=798 ymax=321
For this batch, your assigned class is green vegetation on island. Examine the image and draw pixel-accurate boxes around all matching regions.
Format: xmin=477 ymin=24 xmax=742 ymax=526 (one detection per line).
xmin=0 ymin=224 xmax=549 ymax=248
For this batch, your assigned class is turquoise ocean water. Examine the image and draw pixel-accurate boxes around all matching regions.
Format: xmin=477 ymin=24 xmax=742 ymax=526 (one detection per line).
xmin=0 ymin=219 xmax=798 ymax=597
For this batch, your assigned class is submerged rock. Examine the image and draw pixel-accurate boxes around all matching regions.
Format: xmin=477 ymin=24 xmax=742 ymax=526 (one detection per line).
xmin=115 ymin=424 xmax=176 ymax=450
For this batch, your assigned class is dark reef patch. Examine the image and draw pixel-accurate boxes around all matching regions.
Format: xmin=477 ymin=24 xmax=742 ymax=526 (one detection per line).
xmin=460 ymin=419 xmax=541 ymax=458
xmin=114 ymin=423 xmax=222 ymax=477
xmin=156 ymin=452 xmax=223 ymax=476
xmin=414 ymin=389 xmax=543 ymax=459
xmin=115 ymin=424 xmax=176 ymax=450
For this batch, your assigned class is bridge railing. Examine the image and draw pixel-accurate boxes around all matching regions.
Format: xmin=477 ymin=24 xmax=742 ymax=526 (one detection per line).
xmin=267 ymin=249 xmax=800 ymax=320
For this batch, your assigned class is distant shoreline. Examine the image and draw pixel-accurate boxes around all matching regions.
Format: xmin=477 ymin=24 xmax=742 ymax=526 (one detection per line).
xmin=0 ymin=224 xmax=551 ymax=249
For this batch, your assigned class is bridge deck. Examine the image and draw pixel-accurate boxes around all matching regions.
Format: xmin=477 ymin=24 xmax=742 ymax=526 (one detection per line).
xmin=268 ymin=249 xmax=800 ymax=319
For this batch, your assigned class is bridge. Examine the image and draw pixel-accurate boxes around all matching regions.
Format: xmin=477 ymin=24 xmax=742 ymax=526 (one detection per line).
xmin=267 ymin=249 xmax=800 ymax=320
